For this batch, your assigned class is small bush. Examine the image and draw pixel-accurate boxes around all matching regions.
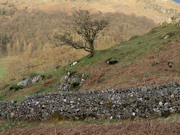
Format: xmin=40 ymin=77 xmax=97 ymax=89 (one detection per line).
xmin=71 ymin=82 xmax=80 ymax=88
xmin=129 ymin=35 xmax=140 ymax=40
xmin=9 ymin=85 xmax=25 ymax=91
xmin=107 ymin=58 xmax=119 ymax=65
xmin=10 ymin=78 xmax=16 ymax=81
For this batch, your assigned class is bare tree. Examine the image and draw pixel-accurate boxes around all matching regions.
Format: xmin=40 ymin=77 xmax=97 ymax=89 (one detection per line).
xmin=54 ymin=10 xmax=109 ymax=57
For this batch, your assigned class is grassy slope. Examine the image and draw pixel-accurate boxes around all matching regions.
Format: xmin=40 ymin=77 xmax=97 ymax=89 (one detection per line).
xmin=0 ymin=58 xmax=10 ymax=80
xmin=69 ymin=23 xmax=180 ymax=90
xmin=0 ymin=23 xmax=180 ymax=102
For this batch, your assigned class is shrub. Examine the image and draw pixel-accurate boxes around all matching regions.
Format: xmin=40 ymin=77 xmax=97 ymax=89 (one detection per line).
xmin=71 ymin=82 xmax=80 ymax=88
xmin=129 ymin=35 xmax=140 ymax=40
xmin=107 ymin=58 xmax=119 ymax=65
xmin=9 ymin=85 xmax=25 ymax=91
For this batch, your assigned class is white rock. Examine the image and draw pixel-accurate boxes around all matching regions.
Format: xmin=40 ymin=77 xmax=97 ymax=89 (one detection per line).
xmin=10 ymin=112 xmax=15 ymax=117
xmin=132 ymin=112 xmax=136 ymax=116
xmin=32 ymin=75 xmax=42 ymax=84
xmin=71 ymin=61 xmax=78 ymax=66
xmin=63 ymin=99 xmax=67 ymax=102
xmin=159 ymin=101 xmax=163 ymax=106
xmin=164 ymin=35 xmax=169 ymax=39
xmin=166 ymin=18 xmax=172 ymax=24
xmin=17 ymin=78 xmax=32 ymax=86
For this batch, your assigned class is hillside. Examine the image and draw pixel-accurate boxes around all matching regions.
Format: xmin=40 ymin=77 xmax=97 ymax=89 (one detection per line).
xmin=0 ymin=18 xmax=180 ymax=134
xmin=0 ymin=1 xmax=180 ymax=134
xmin=1 ymin=0 xmax=180 ymax=23
xmin=1 ymin=0 xmax=180 ymax=80
xmin=0 ymin=1 xmax=157 ymax=80
xmin=0 ymin=14 xmax=180 ymax=101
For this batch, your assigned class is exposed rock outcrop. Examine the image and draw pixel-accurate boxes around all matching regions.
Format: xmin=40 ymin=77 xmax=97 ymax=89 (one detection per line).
xmin=17 ymin=75 xmax=42 ymax=87
xmin=57 ymin=72 xmax=86 ymax=91
xmin=166 ymin=13 xmax=180 ymax=24
xmin=17 ymin=78 xmax=32 ymax=87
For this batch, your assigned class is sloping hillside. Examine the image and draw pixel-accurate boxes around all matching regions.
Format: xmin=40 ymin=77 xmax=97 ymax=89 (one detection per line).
xmin=0 ymin=11 xmax=180 ymax=135
xmin=0 ymin=17 xmax=179 ymax=102
xmin=1 ymin=0 xmax=180 ymax=80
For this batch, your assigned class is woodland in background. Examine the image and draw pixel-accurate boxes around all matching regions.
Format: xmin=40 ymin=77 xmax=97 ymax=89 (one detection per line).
xmin=0 ymin=2 xmax=156 ymax=80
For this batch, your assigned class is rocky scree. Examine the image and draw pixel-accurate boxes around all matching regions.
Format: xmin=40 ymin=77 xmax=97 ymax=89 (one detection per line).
xmin=0 ymin=82 xmax=179 ymax=121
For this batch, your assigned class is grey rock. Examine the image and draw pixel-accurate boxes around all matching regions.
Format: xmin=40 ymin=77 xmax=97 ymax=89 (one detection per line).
xmin=17 ymin=78 xmax=32 ymax=86
xmin=164 ymin=35 xmax=169 ymax=39
xmin=32 ymin=75 xmax=42 ymax=84
xmin=58 ymin=73 xmax=86 ymax=91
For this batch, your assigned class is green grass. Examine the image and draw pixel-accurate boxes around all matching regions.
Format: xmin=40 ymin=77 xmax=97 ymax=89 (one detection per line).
xmin=0 ymin=67 xmax=6 ymax=79
xmin=0 ymin=58 xmax=11 ymax=80
xmin=67 ymin=23 xmax=180 ymax=73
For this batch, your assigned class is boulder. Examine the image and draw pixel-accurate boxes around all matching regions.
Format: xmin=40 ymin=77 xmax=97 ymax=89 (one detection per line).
xmin=32 ymin=75 xmax=42 ymax=84
xmin=17 ymin=78 xmax=32 ymax=86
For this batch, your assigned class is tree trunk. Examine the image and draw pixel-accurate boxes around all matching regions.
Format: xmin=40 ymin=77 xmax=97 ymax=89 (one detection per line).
xmin=89 ymin=42 xmax=95 ymax=58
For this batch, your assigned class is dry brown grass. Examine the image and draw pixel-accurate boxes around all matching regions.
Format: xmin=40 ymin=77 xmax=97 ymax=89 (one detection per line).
xmin=2 ymin=121 xmax=180 ymax=135
xmin=81 ymin=42 xmax=180 ymax=90
xmin=5 ymin=46 xmax=87 ymax=80
xmin=7 ymin=0 xmax=180 ymax=23
xmin=41 ymin=77 xmax=57 ymax=87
